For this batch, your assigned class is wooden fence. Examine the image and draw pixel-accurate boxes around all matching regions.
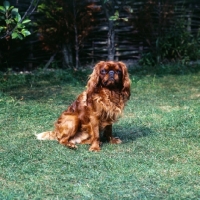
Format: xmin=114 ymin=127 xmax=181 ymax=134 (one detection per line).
xmin=1 ymin=0 xmax=200 ymax=69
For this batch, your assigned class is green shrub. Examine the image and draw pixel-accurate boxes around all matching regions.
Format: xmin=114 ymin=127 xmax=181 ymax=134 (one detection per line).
xmin=140 ymin=19 xmax=200 ymax=66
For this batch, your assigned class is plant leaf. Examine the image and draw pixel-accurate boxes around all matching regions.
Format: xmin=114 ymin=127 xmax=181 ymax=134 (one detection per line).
xmin=122 ymin=18 xmax=128 ymax=22
xmin=109 ymin=16 xmax=118 ymax=21
xmin=11 ymin=32 xmax=19 ymax=39
xmin=0 ymin=26 xmax=6 ymax=32
xmin=11 ymin=8 xmax=20 ymax=20
xmin=11 ymin=8 xmax=19 ymax=14
xmin=114 ymin=10 xmax=119 ymax=17
xmin=3 ymin=1 xmax=10 ymax=11
xmin=8 ymin=5 xmax=14 ymax=11
xmin=22 ymin=19 xmax=31 ymax=24
xmin=14 ymin=13 xmax=21 ymax=22
xmin=0 ymin=6 xmax=5 ymax=14
xmin=21 ymin=29 xmax=31 ymax=37
xmin=5 ymin=18 xmax=13 ymax=24
xmin=17 ymin=23 xmax=24 ymax=29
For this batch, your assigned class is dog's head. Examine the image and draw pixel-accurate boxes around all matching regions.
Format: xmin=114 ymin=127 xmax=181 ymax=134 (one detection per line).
xmin=87 ymin=61 xmax=131 ymax=99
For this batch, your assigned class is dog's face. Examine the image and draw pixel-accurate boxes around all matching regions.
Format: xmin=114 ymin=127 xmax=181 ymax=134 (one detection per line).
xmin=87 ymin=61 xmax=130 ymax=99
xmin=99 ymin=61 xmax=123 ymax=88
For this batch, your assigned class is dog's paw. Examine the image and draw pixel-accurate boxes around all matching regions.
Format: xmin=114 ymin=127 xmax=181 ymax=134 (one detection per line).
xmin=110 ymin=137 xmax=122 ymax=144
xmin=89 ymin=146 xmax=101 ymax=152
xmin=65 ymin=142 xmax=78 ymax=149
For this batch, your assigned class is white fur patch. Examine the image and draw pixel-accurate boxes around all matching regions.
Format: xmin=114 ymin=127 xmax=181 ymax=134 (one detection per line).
xmin=35 ymin=132 xmax=55 ymax=140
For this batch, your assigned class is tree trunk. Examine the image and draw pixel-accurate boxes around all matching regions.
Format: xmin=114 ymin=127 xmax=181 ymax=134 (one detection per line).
xmin=107 ymin=20 xmax=115 ymax=61
xmin=73 ymin=0 xmax=79 ymax=68
xmin=187 ymin=4 xmax=192 ymax=33
xmin=101 ymin=0 xmax=115 ymax=61
xmin=44 ymin=51 xmax=57 ymax=70
xmin=62 ymin=44 xmax=73 ymax=68
xmin=74 ymin=24 xmax=79 ymax=68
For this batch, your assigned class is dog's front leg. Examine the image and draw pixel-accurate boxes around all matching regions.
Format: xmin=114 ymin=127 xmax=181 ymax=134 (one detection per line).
xmin=103 ymin=125 xmax=122 ymax=144
xmin=88 ymin=123 xmax=101 ymax=152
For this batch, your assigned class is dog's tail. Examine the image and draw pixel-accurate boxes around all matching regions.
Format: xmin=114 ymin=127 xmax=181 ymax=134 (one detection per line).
xmin=36 ymin=131 xmax=57 ymax=141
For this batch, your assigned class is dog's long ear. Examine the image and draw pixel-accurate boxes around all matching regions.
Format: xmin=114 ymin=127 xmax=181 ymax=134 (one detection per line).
xmin=86 ymin=61 xmax=105 ymax=96
xmin=118 ymin=61 xmax=131 ymax=100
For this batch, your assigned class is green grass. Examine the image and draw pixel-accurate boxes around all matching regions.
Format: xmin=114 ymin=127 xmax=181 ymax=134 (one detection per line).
xmin=0 ymin=68 xmax=200 ymax=199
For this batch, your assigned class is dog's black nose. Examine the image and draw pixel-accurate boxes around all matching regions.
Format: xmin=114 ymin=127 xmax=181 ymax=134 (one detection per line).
xmin=109 ymin=70 xmax=114 ymax=78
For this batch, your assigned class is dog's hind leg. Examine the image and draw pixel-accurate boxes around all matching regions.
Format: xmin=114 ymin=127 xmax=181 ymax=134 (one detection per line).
xmin=55 ymin=113 xmax=80 ymax=149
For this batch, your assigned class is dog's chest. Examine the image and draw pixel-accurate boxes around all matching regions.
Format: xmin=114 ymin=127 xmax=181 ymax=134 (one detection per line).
xmin=93 ymin=89 xmax=124 ymax=124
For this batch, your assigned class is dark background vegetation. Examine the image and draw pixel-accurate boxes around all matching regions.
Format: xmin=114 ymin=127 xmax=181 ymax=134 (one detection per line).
xmin=0 ymin=0 xmax=200 ymax=72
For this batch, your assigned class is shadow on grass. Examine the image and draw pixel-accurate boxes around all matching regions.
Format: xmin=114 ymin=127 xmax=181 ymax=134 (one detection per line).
xmin=1 ymin=69 xmax=90 ymax=102
xmin=7 ymin=85 xmax=81 ymax=102
xmin=2 ymin=85 xmax=83 ymax=106
xmin=112 ymin=125 xmax=152 ymax=143
xmin=5 ymin=85 xmax=62 ymax=100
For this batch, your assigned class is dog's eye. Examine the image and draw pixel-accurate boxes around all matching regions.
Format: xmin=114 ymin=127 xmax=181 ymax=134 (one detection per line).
xmin=101 ymin=69 xmax=106 ymax=74
xmin=116 ymin=70 xmax=122 ymax=74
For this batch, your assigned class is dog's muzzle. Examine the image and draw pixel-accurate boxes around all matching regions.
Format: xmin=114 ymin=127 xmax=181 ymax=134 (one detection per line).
xmin=109 ymin=70 xmax=115 ymax=80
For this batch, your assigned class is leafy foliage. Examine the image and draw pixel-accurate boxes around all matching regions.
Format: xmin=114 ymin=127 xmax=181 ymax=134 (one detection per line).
xmin=37 ymin=0 xmax=96 ymax=67
xmin=109 ymin=10 xmax=129 ymax=22
xmin=1 ymin=0 xmax=200 ymax=70
xmin=0 ymin=1 xmax=31 ymax=40
xmin=157 ymin=19 xmax=200 ymax=64
xmin=134 ymin=0 xmax=200 ymax=66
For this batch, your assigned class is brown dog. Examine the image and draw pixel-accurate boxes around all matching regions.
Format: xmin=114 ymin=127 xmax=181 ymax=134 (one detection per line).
xmin=36 ymin=61 xmax=131 ymax=151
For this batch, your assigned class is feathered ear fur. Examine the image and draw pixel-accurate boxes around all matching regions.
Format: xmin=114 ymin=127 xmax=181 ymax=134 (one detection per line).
xmin=118 ymin=61 xmax=131 ymax=100
xmin=86 ymin=61 xmax=105 ymax=96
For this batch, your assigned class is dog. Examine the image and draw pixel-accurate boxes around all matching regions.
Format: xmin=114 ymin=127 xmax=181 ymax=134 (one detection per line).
xmin=36 ymin=61 xmax=131 ymax=151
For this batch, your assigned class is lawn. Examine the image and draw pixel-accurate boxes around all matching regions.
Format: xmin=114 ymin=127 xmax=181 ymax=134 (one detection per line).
xmin=0 ymin=68 xmax=200 ymax=199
